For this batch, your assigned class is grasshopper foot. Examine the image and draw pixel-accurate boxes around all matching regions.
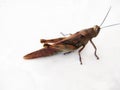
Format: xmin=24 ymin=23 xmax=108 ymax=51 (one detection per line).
xmin=63 ymin=51 xmax=73 ymax=55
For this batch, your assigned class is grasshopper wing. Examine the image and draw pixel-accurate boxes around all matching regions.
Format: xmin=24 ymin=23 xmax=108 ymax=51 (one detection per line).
xmin=24 ymin=47 xmax=61 ymax=59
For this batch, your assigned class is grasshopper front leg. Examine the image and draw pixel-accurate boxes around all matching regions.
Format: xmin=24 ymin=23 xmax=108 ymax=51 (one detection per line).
xmin=78 ymin=45 xmax=85 ymax=65
xmin=90 ymin=39 xmax=99 ymax=59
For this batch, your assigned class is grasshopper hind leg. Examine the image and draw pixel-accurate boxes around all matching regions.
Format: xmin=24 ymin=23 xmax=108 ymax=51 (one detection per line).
xmin=60 ymin=32 xmax=72 ymax=36
xmin=43 ymin=43 xmax=52 ymax=48
xmin=40 ymin=37 xmax=65 ymax=44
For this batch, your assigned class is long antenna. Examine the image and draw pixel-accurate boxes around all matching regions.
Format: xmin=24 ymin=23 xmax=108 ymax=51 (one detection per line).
xmin=101 ymin=23 xmax=120 ymax=29
xmin=100 ymin=6 xmax=112 ymax=26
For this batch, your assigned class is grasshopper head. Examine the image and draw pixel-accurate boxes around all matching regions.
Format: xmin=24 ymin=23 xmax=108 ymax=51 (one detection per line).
xmin=93 ymin=25 xmax=100 ymax=37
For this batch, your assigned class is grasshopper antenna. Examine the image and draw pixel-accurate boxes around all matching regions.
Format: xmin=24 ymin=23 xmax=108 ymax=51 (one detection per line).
xmin=100 ymin=6 xmax=112 ymax=26
xmin=101 ymin=23 xmax=120 ymax=28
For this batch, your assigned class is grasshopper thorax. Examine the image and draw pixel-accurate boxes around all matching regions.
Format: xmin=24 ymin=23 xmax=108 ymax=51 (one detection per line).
xmin=93 ymin=25 xmax=100 ymax=37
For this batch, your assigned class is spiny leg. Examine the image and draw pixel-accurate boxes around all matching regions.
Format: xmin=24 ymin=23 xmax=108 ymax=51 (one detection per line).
xmin=90 ymin=39 xmax=99 ymax=59
xmin=40 ymin=37 xmax=65 ymax=44
xmin=78 ymin=45 xmax=85 ymax=65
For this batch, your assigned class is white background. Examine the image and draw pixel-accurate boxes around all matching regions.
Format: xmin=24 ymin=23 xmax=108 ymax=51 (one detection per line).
xmin=0 ymin=0 xmax=120 ymax=90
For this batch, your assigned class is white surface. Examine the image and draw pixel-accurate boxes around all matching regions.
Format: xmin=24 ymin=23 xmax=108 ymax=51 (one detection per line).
xmin=0 ymin=0 xmax=120 ymax=90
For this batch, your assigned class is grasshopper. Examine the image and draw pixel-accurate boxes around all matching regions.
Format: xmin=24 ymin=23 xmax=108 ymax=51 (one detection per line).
xmin=24 ymin=7 xmax=120 ymax=64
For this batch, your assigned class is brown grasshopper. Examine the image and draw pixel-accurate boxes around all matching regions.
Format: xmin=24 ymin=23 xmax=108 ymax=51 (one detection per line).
xmin=24 ymin=7 xmax=120 ymax=64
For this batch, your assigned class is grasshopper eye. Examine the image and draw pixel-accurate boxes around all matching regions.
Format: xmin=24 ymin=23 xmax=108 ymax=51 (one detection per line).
xmin=93 ymin=25 xmax=100 ymax=32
